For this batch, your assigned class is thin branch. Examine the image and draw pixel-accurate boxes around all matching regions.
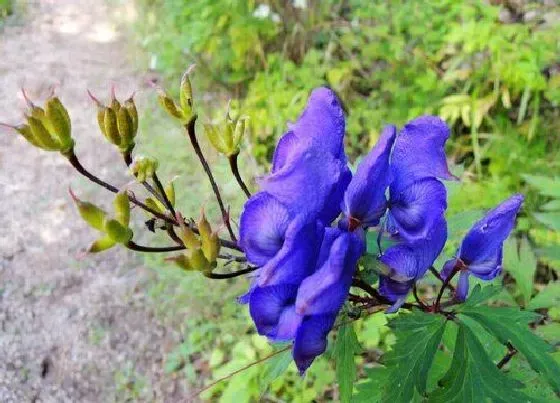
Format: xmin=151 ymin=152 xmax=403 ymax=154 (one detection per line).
xmin=228 ymin=153 xmax=251 ymax=198
xmin=126 ymin=241 xmax=185 ymax=253
xmin=205 ymin=265 xmax=258 ymax=279
xmin=429 ymin=266 xmax=455 ymax=292
xmin=184 ymin=117 xmax=237 ymax=242
xmin=152 ymin=173 xmax=176 ymax=217
xmin=434 ymin=263 xmax=461 ymax=312
xmin=218 ymin=253 xmax=247 ymax=262
xmin=413 ymin=283 xmax=427 ymax=309
xmin=66 ymin=150 xmax=242 ymax=252
xmin=497 ymin=342 xmax=517 ymax=369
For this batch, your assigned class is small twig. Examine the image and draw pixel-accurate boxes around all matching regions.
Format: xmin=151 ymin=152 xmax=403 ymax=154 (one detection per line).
xmin=228 ymin=153 xmax=251 ymax=198
xmin=67 ymin=150 xmax=242 ymax=251
xmin=126 ymin=241 xmax=185 ymax=253
xmin=205 ymin=266 xmax=258 ymax=279
xmin=497 ymin=342 xmax=517 ymax=369
xmin=185 ymin=117 xmax=237 ymax=242
xmin=152 ymin=173 xmax=176 ymax=217
xmin=218 ymin=253 xmax=247 ymax=262
xmin=413 ymin=283 xmax=427 ymax=309
xmin=429 ymin=266 xmax=455 ymax=292
xmin=434 ymin=263 xmax=462 ymax=312
xmin=351 ymin=278 xmax=419 ymax=310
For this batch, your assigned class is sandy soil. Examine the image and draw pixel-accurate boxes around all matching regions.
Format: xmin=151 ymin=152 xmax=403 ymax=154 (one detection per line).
xmin=0 ymin=1 xmax=188 ymax=401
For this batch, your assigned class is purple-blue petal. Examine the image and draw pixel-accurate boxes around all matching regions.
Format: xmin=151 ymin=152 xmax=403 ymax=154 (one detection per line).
xmin=379 ymin=275 xmax=414 ymax=304
xmin=388 ymin=178 xmax=447 ymax=242
xmin=455 ymin=271 xmax=470 ymax=301
xmin=390 ymin=116 xmax=457 ymax=187
xmin=261 ymin=150 xmax=349 ymax=220
xmin=249 ymin=284 xmax=299 ymax=339
xmin=239 ymin=192 xmax=291 ymax=266
xmin=257 ymin=216 xmax=323 ymax=287
xmin=459 ymin=194 xmax=524 ymax=266
xmin=295 ymin=231 xmax=365 ymax=316
xmin=293 ymin=314 xmax=337 ymax=374
xmin=468 ymin=248 xmax=503 ymax=280
xmin=441 ymin=258 xmax=458 ymax=280
xmin=342 ymin=125 xmax=396 ymax=228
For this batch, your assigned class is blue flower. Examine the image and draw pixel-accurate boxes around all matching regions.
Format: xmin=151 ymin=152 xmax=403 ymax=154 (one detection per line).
xmin=441 ymin=194 xmax=524 ymax=301
xmin=342 ymin=125 xmax=396 ymax=230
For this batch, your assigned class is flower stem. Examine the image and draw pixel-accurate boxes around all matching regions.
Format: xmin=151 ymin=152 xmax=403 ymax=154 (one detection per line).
xmin=497 ymin=342 xmax=517 ymax=369
xmin=228 ymin=153 xmax=251 ymax=198
xmin=434 ymin=264 xmax=461 ymax=312
xmin=126 ymin=241 xmax=185 ymax=252
xmin=205 ymin=266 xmax=258 ymax=279
xmin=184 ymin=117 xmax=237 ymax=242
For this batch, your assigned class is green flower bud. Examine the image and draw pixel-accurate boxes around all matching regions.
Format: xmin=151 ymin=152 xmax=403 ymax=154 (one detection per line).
xmin=144 ymin=197 xmax=164 ymax=214
xmin=124 ymin=97 xmax=138 ymax=136
xmin=88 ymin=235 xmax=116 ymax=253
xmin=117 ymin=106 xmax=134 ymax=152
xmin=232 ymin=116 xmax=248 ymax=152
xmin=164 ymin=180 xmax=175 ymax=207
xmin=103 ymin=107 xmax=121 ymax=146
xmin=70 ymin=189 xmax=107 ymax=231
xmin=177 ymin=215 xmax=201 ymax=250
xmin=45 ymin=97 xmax=73 ymax=153
xmin=187 ymin=248 xmax=210 ymax=272
xmin=130 ymin=156 xmax=158 ymax=182
xmin=12 ymin=124 xmax=41 ymax=147
xmin=27 ymin=116 xmax=60 ymax=151
xmin=158 ymin=90 xmax=184 ymax=121
xmin=204 ymin=123 xmax=229 ymax=155
xmin=104 ymin=219 xmax=133 ymax=244
xmin=180 ymin=65 xmax=195 ymax=121
xmin=114 ymin=191 xmax=130 ymax=227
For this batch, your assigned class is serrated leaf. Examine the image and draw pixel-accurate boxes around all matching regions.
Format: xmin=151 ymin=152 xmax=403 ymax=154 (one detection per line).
xmin=381 ymin=310 xmax=447 ymax=402
xmin=459 ymin=306 xmax=560 ymax=393
xmin=334 ymin=322 xmax=361 ymax=403
xmin=430 ymin=322 xmax=531 ymax=403
xmin=260 ymin=347 xmax=292 ymax=390
xmin=503 ymin=237 xmax=537 ymax=306
xmin=522 ymin=175 xmax=560 ymax=198
xmin=534 ymin=212 xmax=560 ymax=231
xmin=508 ymin=355 xmax=560 ymax=401
xmin=352 ymin=367 xmax=389 ymax=403
xmin=461 ymin=284 xmax=503 ymax=307
xmin=527 ymin=282 xmax=560 ymax=310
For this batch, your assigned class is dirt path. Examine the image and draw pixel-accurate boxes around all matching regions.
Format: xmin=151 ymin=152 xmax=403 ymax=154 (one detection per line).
xmin=0 ymin=1 xmax=186 ymax=401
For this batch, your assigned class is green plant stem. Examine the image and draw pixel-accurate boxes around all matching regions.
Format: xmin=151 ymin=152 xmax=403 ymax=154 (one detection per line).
xmin=204 ymin=265 xmax=258 ymax=279
xmin=228 ymin=153 xmax=251 ymax=198
xmin=184 ymin=117 xmax=237 ymax=242
xmin=152 ymin=172 xmax=176 ymax=217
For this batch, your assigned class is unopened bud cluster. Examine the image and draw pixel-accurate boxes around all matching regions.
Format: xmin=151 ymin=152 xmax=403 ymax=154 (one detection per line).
xmin=91 ymin=89 xmax=138 ymax=154
xmin=157 ymin=65 xmax=195 ymax=123
xmin=71 ymin=190 xmax=133 ymax=253
xmin=204 ymin=111 xmax=248 ymax=157
xmin=9 ymin=92 xmax=74 ymax=155
xmin=168 ymin=212 xmax=220 ymax=275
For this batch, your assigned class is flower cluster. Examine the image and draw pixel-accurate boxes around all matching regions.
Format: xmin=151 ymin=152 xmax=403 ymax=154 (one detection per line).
xmin=238 ymin=87 xmax=524 ymax=373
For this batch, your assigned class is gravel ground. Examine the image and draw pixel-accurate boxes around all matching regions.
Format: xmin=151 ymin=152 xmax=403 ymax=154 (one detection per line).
xmin=0 ymin=1 xmax=189 ymax=401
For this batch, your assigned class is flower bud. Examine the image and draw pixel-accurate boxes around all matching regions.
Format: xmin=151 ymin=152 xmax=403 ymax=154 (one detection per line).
xmin=114 ymin=191 xmax=130 ymax=227
xmin=164 ymin=180 xmax=175 ymax=207
xmin=180 ymin=65 xmax=195 ymax=121
xmin=124 ymin=96 xmax=138 ymax=136
xmin=232 ymin=116 xmax=248 ymax=152
xmin=197 ymin=211 xmax=220 ymax=264
xmin=144 ymin=197 xmax=164 ymax=214
xmin=45 ymin=96 xmax=73 ymax=152
xmin=187 ymin=248 xmax=210 ymax=272
xmin=116 ymin=106 xmax=134 ymax=152
xmin=158 ymin=90 xmax=184 ymax=121
xmin=70 ymin=189 xmax=107 ymax=231
xmin=27 ymin=116 xmax=60 ymax=151
xmin=10 ymin=124 xmax=41 ymax=148
xmin=130 ymin=156 xmax=158 ymax=182
xmin=104 ymin=218 xmax=133 ymax=244
xmin=88 ymin=235 xmax=116 ymax=253
xmin=204 ymin=123 xmax=229 ymax=155
xmin=204 ymin=114 xmax=248 ymax=157
xmin=178 ymin=218 xmax=201 ymax=250
xmin=103 ymin=107 xmax=121 ymax=146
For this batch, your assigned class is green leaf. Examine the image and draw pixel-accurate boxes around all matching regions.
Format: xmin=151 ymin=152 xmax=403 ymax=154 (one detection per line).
xmin=353 ymin=367 xmax=389 ymax=403
xmin=260 ymin=347 xmax=292 ymax=390
xmin=503 ymin=237 xmax=537 ymax=306
xmin=381 ymin=310 xmax=447 ymax=402
xmin=534 ymin=212 xmax=560 ymax=231
xmin=508 ymin=355 xmax=560 ymax=401
xmin=459 ymin=306 xmax=560 ymax=393
xmin=527 ymin=281 xmax=560 ymax=310
xmin=334 ymin=322 xmax=361 ymax=403
xmin=446 ymin=209 xmax=484 ymax=243
xmin=430 ymin=322 xmax=531 ymax=403
xmin=522 ymin=174 xmax=560 ymax=198
xmin=535 ymin=323 xmax=560 ymax=344
xmin=542 ymin=200 xmax=560 ymax=211
xmin=461 ymin=284 xmax=502 ymax=308
xmin=537 ymin=246 xmax=560 ymax=262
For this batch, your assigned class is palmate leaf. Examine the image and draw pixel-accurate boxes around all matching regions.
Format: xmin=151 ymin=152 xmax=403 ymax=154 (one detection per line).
xmin=430 ymin=322 xmax=531 ymax=403
xmin=334 ymin=322 xmax=361 ymax=403
xmin=380 ymin=310 xmax=447 ymax=402
xmin=527 ymin=281 xmax=560 ymax=311
xmin=459 ymin=305 xmax=560 ymax=394
xmin=503 ymin=237 xmax=537 ymax=306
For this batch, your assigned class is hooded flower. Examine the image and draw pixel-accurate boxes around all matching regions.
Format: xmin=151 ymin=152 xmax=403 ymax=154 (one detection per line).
xmin=441 ymin=194 xmax=524 ymax=301
xmin=341 ymin=125 xmax=397 ymax=230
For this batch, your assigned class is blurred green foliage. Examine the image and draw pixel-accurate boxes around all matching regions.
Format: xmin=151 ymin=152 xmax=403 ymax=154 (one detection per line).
xmin=131 ymin=0 xmax=560 ymax=401
xmin=0 ymin=0 xmax=13 ymax=20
